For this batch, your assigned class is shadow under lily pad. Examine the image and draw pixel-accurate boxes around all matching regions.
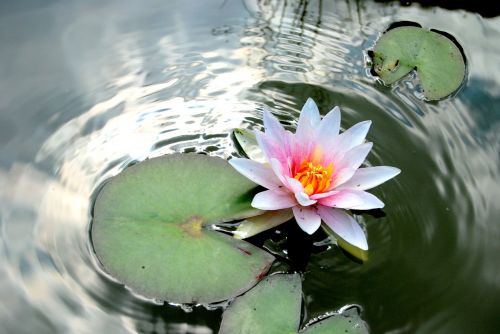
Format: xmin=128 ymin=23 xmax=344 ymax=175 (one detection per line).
xmin=91 ymin=154 xmax=275 ymax=304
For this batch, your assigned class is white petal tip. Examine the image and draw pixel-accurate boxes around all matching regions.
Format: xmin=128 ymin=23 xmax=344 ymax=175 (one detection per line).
xmin=345 ymin=234 xmax=368 ymax=251
xmin=373 ymin=197 xmax=385 ymax=209
xmin=228 ymin=157 xmax=245 ymax=169
xmin=301 ymin=226 xmax=318 ymax=235
xmin=370 ymin=198 xmax=385 ymax=210
xmin=250 ymin=199 xmax=269 ymax=210
xmin=295 ymin=192 xmax=317 ymax=206
xmin=262 ymin=108 xmax=273 ymax=119
xmin=232 ymin=231 xmax=247 ymax=239
xmin=305 ymin=97 xmax=316 ymax=104
xmin=383 ymin=166 xmax=401 ymax=179
xmin=292 ymin=206 xmax=321 ymax=235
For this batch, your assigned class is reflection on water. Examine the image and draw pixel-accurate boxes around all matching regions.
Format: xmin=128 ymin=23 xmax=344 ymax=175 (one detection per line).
xmin=1 ymin=0 xmax=499 ymax=333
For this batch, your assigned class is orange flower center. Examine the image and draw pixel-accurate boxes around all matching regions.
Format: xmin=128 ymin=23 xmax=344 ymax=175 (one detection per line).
xmin=293 ymin=160 xmax=333 ymax=196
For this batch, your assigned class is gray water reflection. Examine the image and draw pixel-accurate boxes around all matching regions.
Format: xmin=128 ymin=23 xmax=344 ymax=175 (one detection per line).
xmin=1 ymin=0 xmax=499 ymax=333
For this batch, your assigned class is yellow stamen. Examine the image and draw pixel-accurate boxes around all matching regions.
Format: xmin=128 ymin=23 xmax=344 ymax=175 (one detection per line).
xmin=294 ymin=160 xmax=333 ymax=196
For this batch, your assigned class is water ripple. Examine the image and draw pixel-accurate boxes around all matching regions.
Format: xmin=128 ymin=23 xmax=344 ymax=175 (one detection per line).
xmin=0 ymin=1 xmax=499 ymax=333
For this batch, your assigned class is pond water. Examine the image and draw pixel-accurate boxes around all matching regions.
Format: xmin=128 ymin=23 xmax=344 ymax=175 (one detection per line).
xmin=1 ymin=0 xmax=499 ymax=333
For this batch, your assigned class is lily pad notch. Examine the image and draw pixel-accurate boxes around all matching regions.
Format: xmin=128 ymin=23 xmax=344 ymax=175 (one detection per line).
xmin=91 ymin=154 xmax=275 ymax=304
xmin=370 ymin=23 xmax=466 ymax=100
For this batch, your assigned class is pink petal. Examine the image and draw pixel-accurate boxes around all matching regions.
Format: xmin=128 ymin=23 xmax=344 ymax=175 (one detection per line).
xmin=269 ymin=158 xmax=289 ymax=185
xmin=317 ymin=206 xmax=368 ymax=250
xmin=339 ymin=142 xmax=373 ymax=169
xmin=252 ymin=189 xmax=297 ymax=210
xmin=317 ymin=189 xmax=384 ymax=210
xmin=254 ymin=131 xmax=285 ymax=164
xmin=253 ymin=130 xmax=273 ymax=161
xmin=229 ymin=158 xmax=280 ymax=189
xmin=284 ymin=176 xmax=304 ymax=193
xmin=294 ymin=192 xmax=317 ymax=206
xmin=333 ymin=142 xmax=373 ymax=187
xmin=296 ymin=98 xmax=321 ymax=145
xmin=338 ymin=166 xmax=401 ymax=191
xmin=292 ymin=206 xmax=321 ymax=234
xmin=323 ymin=120 xmax=372 ymax=161
xmin=316 ymin=106 xmax=340 ymax=143
xmin=332 ymin=167 xmax=356 ymax=189
xmin=288 ymin=141 xmax=308 ymax=175
xmin=337 ymin=120 xmax=372 ymax=151
xmin=256 ymin=128 xmax=297 ymax=172
xmin=310 ymin=190 xmax=340 ymax=200
xmin=263 ymin=108 xmax=286 ymax=142
xmin=299 ymin=98 xmax=321 ymax=127
xmin=269 ymin=160 xmax=304 ymax=195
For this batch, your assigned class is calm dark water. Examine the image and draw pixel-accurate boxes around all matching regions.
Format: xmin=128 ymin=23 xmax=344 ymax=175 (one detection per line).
xmin=1 ymin=1 xmax=499 ymax=333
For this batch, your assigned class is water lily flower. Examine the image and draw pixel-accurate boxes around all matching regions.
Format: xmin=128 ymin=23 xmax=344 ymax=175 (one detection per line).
xmin=229 ymin=98 xmax=400 ymax=250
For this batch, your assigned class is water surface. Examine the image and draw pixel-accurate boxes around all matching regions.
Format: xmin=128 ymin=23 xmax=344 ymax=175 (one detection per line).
xmin=1 ymin=1 xmax=499 ymax=333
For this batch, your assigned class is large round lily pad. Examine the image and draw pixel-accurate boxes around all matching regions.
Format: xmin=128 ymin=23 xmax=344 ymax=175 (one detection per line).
xmin=219 ymin=274 xmax=302 ymax=334
xmin=91 ymin=154 xmax=275 ymax=304
xmin=372 ymin=26 xmax=466 ymax=100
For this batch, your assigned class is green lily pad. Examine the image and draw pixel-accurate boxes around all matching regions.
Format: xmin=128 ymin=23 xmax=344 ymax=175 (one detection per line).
xmin=372 ymin=26 xmax=466 ymax=100
xmin=91 ymin=154 xmax=275 ymax=304
xmin=300 ymin=312 xmax=369 ymax=334
xmin=219 ymin=273 xmax=369 ymax=334
xmin=219 ymin=274 xmax=302 ymax=334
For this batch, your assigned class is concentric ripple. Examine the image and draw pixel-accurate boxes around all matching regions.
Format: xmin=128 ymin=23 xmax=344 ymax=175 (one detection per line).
xmin=0 ymin=1 xmax=499 ymax=333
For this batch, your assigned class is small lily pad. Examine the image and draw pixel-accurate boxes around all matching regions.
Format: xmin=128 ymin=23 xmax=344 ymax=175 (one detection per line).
xmin=219 ymin=274 xmax=302 ymax=334
xmin=91 ymin=154 xmax=275 ymax=304
xmin=219 ymin=273 xmax=369 ymax=334
xmin=300 ymin=312 xmax=369 ymax=334
xmin=372 ymin=26 xmax=466 ymax=100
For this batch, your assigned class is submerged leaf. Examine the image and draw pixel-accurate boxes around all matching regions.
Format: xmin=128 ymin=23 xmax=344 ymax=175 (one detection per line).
xmin=372 ymin=26 xmax=466 ymax=100
xmin=219 ymin=274 xmax=302 ymax=334
xmin=92 ymin=154 xmax=275 ymax=304
xmin=233 ymin=209 xmax=294 ymax=239
xmin=234 ymin=128 xmax=267 ymax=163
